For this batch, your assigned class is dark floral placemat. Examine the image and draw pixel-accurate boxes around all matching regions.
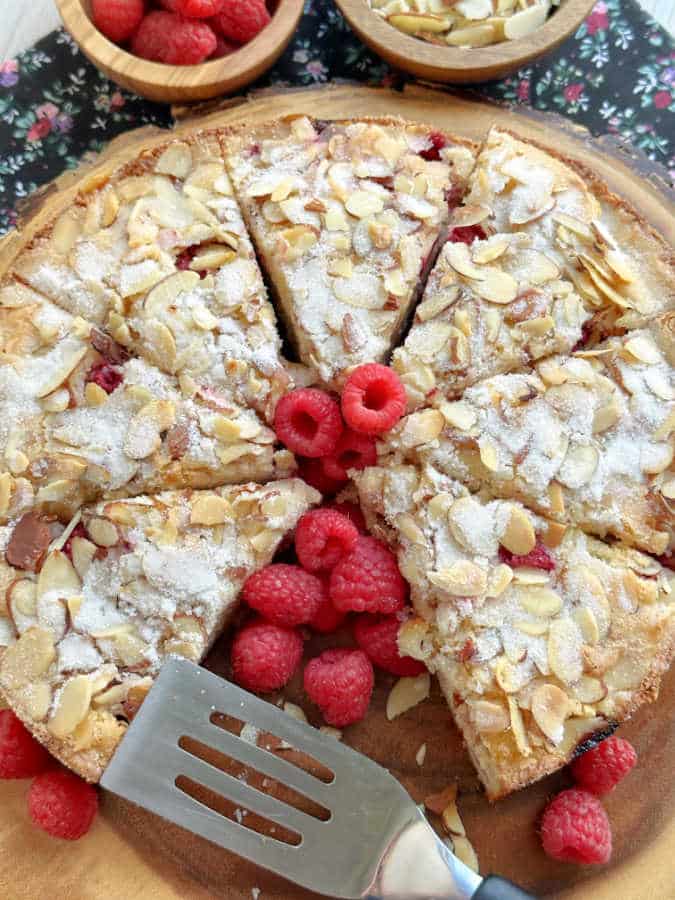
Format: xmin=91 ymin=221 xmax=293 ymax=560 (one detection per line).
xmin=0 ymin=0 xmax=673 ymax=235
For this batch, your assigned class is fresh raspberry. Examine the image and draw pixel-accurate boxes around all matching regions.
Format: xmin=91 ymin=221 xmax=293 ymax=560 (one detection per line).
xmin=322 ymin=430 xmax=377 ymax=481
xmin=85 ymin=362 xmax=123 ymax=395
xmin=91 ymin=0 xmax=144 ymax=44
xmin=308 ymin=589 xmax=346 ymax=633
xmin=28 ymin=769 xmax=98 ymax=840
xmin=295 ymin=508 xmax=359 ymax=573
xmin=304 ymin=649 xmax=374 ymax=726
xmin=354 ymin=613 xmax=425 ymax=677
xmin=572 ymin=319 xmax=594 ymax=352
xmin=571 ymin=736 xmax=637 ymax=796
xmin=540 ymin=788 xmax=612 ymax=865
xmin=341 ymin=364 xmax=407 ymax=436
xmin=231 ymin=620 xmax=303 ymax=693
xmin=215 ymin=0 xmax=271 ymax=44
xmin=330 ymin=536 xmax=407 ymax=614
xmin=131 ymin=12 xmax=217 ymax=65
xmin=242 ymin=564 xmax=323 ymax=627
xmin=419 ymin=131 xmax=447 ymax=162
xmin=325 ymin=501 xmax=366 ymax=533
xmin=274 ymin=388 xmax=343 ymax=458
xmin=297 ymin=457 xmax=347 ymax=497
xmin=210 ymin=33 xmax=238 ymax=57
xmin=498 ymin=540 xmax=555 ymax=571
xmin=0 ymin=710 xmax=52 ymax=779
xmin=160 ymin=0 xmax=226 ymax=16
xmin=448 ymin=225 xmax=486 ymax=245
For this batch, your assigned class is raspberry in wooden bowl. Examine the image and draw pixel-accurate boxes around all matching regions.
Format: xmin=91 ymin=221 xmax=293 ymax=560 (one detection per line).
xmin=56 ymin=0 xmax=305 ymax=103
xmin=333 ymin=0 xmax=595 ymax=83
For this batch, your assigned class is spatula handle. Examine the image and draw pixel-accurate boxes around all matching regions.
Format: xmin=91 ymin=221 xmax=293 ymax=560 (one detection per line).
xmin=472 ymin=874 xmax=536 ymax=899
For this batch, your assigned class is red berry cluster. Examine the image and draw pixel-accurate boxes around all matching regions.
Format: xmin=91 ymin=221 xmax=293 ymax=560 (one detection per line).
xmin=91 ymin=0 xmax=271 ymax=66
xmin=540 ymin=735 xmax=637 ymax=866
xmin=0 ymin=709 xmax=98 ymax=840
xmin=232 ymin=498 xmax=422 ymax=727
xmin=274 ymin=363 xmax=407 ymax=498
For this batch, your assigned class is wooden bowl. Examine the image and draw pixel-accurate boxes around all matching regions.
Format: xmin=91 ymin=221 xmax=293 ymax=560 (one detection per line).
xmin=55 ymin=0 xmax=305 ymax=103
xmin=334 ymin=0 xmax=595 ymax=84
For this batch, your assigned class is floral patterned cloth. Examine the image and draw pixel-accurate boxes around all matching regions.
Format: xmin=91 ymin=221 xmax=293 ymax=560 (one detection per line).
xmin=0 ymin=0 xmax=673 ymax=235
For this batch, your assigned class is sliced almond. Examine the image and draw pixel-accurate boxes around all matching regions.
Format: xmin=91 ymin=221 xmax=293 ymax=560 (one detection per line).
xmin=640 ymin=442 xmax=673 ymax=475
xmin=438 ymin=400 xmax=477 ymax=431
xmin=531 ymin=683 xmax=569 ymax=743
xmin=573 ymin=607 xmax=599 ymax=645
xmin=570 ymin=675 xmax=607 ymax=704
xmin=21 ymin=681 xmax=52 ymax=721
xmin=446 ymin=243 xmax=486 ymax=281
xmin=48 ymin=675 xmax=92 ymax=738
xmin=548 ymin=618 xmax=583 ymax=685
xmin=452 ymin=835 xmax=479 ymax=874
xmin=486 ymin=564 xmax=513 ymax=598
xmin=399 ymin=409 xmax=445 ymax=447
xmin=446 ymin=23 xmax=496 ymax=46
xmin=478 ymin=439 xmax=499 ymax=472
xmin=592 ymin=400 xmax=621 ymax=434
xmin=623 ymin=335 xmax=660 ymax=365
xmin=345 ymin=190 xmax=384 ymax=218
xmin=519 ymin=588 xmax=563 ymax=618
xmin=557 ymin=444 xmax=599 ymax=488
xmin=86 ymin=517 xmax=119 ymax=548
xmin=389 ymin=12 xmax=449 ymax=33
xmin=500 ymin=506 xmax=536 ymax=556
xmin=473 ymin=269 xmax=518 ymax=305
xmin=469 ymin=699 xmax=509 ymax=733
xmin=507 ymin=695 xmax=530 ymax=756
xmin=0 ymin=627 xmax=55 ymax=685
xmin=428 ymin=561 xmax=487 ymax=597
xmin=386 ymin=673 xmax=430 ymax=720
xmin=36 ymin=551 xmax=80 ymax=602
xmin=503 ymin=2 xmax=550 ymax=39
xmin=190 ymin=494 xmax=232 ymax=526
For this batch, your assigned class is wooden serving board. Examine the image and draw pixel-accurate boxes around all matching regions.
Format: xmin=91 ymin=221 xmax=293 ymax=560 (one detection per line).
xmin=1 ymin=84 xmax=674 ymax=900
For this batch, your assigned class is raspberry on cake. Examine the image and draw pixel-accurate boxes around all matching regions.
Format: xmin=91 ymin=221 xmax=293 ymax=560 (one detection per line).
xmin=224 ymin=116 xmax=476 ymax=388
xmin=355 ymin=462 xmax=675 ymax=800
xmin=0 ymin=479 xmax=319 ymax=781
xmin=393 ymin=127 xmax=675 ymax=407
xmin=383 ymin=322 xmax=674 ymax=556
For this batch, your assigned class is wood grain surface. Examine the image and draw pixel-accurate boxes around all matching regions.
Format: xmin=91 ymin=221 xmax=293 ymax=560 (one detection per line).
xmin=0 ymin=84 xmax=674 ymax=900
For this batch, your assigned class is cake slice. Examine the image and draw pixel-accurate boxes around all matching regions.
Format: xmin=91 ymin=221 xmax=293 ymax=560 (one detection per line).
xmin=382 ymin=318 xmax=674 ymax=555
xmin=0 ymin=280 xmax=289 ymax=524
xmin=0 ymin=478 xmax=319 ymax=781
xmin=393 ymin=127 xmax=675 ymax=404
xmin=224 ymin=116 xmax=476 ymax=387
xmin=11 ymin=132 xmax=291 ymax=422
xmin=355 ymin=462 xmax=675 ymax=800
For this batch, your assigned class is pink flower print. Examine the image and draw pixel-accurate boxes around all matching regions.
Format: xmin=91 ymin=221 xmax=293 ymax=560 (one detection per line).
xmin=306 ymin=59 xmax=327 ymax=79
xmin=55 ymin=114 xmax=73 ymax=133
xmin=0 ymin=60 xmax=18 ymax=87
xmin=517 ymin=79 xmax=530 ymax=102
xmin=586 ymin=2 xmax=608 ymax=35
xmin=110 ymin=91 xmax=125 ymax=110
xmin=27 ymin=118 xmax=52 ymax=142
xmin=35 ymin=102 xmax=59 ymax=122
xmin=564 ymin=83 xmax=584 ymax=103
xmin=653 ymin=90 xmax=672 ymax=109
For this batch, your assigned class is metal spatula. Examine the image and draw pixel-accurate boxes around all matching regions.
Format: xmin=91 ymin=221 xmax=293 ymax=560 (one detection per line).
xmin=101 ymin=659 xmax=534 ymax=900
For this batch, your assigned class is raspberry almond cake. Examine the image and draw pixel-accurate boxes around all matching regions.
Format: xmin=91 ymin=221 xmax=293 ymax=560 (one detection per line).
xmin=0 ymin=110 xmax=673 ymax=822
xmin=356 ymin=462 xmax=675 ymax=799
xmin=394 ymin=127 xmax=675 ymax=406
xmin=382 ymin=316 xmax=674 ymax=555
xmin=224 ymin=116 xmax=475 ymax=387
xmin=0 ymin=479 xmax=318 ymax=780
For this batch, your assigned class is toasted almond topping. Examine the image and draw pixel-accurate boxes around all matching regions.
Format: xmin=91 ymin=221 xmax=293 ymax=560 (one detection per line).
xmin=6 ymin=513 xmax=52 ymax=572
xmin=86 ymin=517 xmax=119 ymax=548
xmin=428 ymin=561 xmax=487 ymax=597
xmin=386 ymin=673 xmax=430 ymax=720
xmin=548 ymin=619 xmax=583 ymax=685
xmin=190 ymin=494 xmax=232 ymax=526
xmin=519 ymin=588 xmax=563 ymax=618
xmin=486 ymin=564 xmax=513 ymax=598
xmin=531 ymin=683 xmax=569 ymax=743
xmin=557 ymin=444 xmax=599 ymax=488
xmin=155 ymin=142 xmax=193 ymax=179
xmin=446 ymin=242 xmax=486 ymax=281
xmin=500 ymin=506 xmax=536 ymax=556
xmin=507 ymin=695 xmax=530 ymax=756
xmin=36 ymin=550 xmax=80 ymax=602
xmin=574 ymin=607 xmax=600 ymax=645
xmin=469 ymin=699 xmax=509 ymax=733
xmin=623 ymin=335 xmax=660 ymax=365
xmin=48 ymin=675 xmax=92 ymax=738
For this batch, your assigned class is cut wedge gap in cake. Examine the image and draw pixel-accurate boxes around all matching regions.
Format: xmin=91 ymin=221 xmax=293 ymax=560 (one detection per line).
xmin=0 ymin=479 xmax=320 ymax=782
xmin=355 ymin=462 xmax=675 ymax=801
xmin=223 ymin=116 xmax=476 ymax=389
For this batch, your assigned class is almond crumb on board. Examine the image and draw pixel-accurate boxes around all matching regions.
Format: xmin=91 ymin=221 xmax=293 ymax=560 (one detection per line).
xmin=386 ymin=673 xmax=431 ymax=720
xmin=416 ymin=743 xmax=427 ymax=766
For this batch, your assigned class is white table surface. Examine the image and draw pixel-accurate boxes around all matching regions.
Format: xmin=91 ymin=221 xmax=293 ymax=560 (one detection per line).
xmin=1 ymin=0 xmax=674 ymax=60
